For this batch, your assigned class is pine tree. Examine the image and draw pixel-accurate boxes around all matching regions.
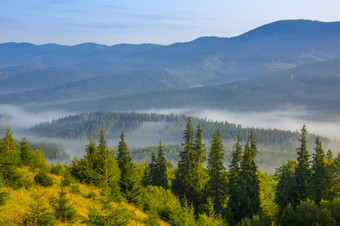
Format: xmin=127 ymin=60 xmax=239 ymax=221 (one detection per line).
xmin=117 ymin=131 xmax=141 ymax=206
xmin=294 ymin=124 xmax=311 ymax=206
xmin=117 ymin=131 xmax=131 ymax=172
xmin=206 ymin=129 xmax=226 ymax=215
xmin=149 ymin=150 xmax=157 ymax=185
xmin=172 ymin=117 xmax=196 ymax=202
xmin=154 ymin=141 xmax=169 ymax=189
xmin=53 ymin=187 xmax=77 ymax=223
xmin=227 ymin=134 xmax=243 ymax=223
xmin=20 ymin=137 xmax=32 ymax=166
xmin=0 ymin=125 xmax=19 ymax=168
xmin=239 ymin=130 xmax=260 ymax=219
xmin=192 ymin=124 xmax=207 ymax=196
xmin=310 ymin=137 xmax=327 ymax=204
xmin=23 ymin=189 xmax=55 ymax=225
xmin=275 ymin=160 xmax=298 ymax=211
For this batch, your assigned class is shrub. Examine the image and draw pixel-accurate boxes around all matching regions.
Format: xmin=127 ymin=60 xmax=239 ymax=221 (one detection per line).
xmin=34 ymin=172 xmax=53 ymax=187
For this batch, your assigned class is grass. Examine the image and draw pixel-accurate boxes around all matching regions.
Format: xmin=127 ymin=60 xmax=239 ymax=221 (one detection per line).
xmin=0 ymin=166 xmax=169 ymax=225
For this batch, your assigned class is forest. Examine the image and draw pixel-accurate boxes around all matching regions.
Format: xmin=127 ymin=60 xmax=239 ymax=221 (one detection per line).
xmin=0 ymin=117 xmax=340 ymax=225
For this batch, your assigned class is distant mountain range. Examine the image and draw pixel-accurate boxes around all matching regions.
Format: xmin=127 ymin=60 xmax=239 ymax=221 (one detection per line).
xmin=1 ymin=19 xmax=340 ymax=113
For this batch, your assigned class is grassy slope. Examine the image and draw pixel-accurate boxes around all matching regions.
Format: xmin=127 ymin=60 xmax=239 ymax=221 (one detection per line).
xmin=0 ymin=166 xmax=169 ymax=226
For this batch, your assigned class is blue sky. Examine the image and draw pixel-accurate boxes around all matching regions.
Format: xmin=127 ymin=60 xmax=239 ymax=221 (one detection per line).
xmin=1 ymin=0 xmax=340 ymax=45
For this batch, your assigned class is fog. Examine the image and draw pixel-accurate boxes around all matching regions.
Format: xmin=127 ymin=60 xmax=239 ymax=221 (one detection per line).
xmin=0 ymin=105 xmax=339 ymax=162
xmin=147 ymin=106 xmax=340 ymax=141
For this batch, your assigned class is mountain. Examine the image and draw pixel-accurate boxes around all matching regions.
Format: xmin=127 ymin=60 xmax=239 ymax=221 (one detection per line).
xmin=1 ymin=19 xmax=340 ymax=113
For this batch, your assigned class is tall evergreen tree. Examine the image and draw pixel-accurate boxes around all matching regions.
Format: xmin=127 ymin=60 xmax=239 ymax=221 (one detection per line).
xmin=239 ymin=130 xmax=260 ymax=219
xmin=154 ymin=141 xmax=169 ymax=189
xmin=206 ymin=129 xmax=226 ymax=215
xmin=20 ymin=137 xmax=32 ymax=166
xmin=192 ymin=123 xmax=207 ymax=193
xmin=53 ymin=187 xmax=77 ymax=223
xmin=227 ymin=134 xmax=243 ymax=223
xmin=117 ymin=131 xmax=131 ymax=172
xmin=275 ymin=160 xmax=298 ymax=211
xmin=172 ymin=117 xmax=196 ymax=200
xmin=0 ymin=125 xmax=19 ymax=168
xmin=310 ymin=137 xmax=327 ymax=204
xmin=149 ymin=150 xmax=157 ymax=185
xmin=294 ymin=124 xmax=311 ymax=206
xmin=117 ymin=131 xmax=141 ymax=206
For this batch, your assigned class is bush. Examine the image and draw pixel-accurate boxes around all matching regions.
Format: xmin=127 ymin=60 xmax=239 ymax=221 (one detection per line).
xmin=50 ymin=163 xmax=66 ymax=176
xmin=34 ymin=172 xmax=53 ymax=187
xmin=0 ymin=191 xmax=9 ymax=206
xmin=3 ymin=168 xmax=25 ymax=190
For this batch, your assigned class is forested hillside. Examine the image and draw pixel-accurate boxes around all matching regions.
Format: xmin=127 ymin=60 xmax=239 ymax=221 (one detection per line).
xmin=1 ymin=119 xmax=340 ymax=225
xmin=29 ymin=111 xmax=320 ymax=151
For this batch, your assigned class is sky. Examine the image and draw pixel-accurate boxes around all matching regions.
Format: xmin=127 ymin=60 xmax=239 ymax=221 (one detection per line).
xmin=1 ymin=0 xmax=340 ymax=46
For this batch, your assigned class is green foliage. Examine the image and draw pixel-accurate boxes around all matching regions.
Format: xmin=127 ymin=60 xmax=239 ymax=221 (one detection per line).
xmin=275 ymin=160 xmax=297 ymax=211
xmin=148 ymin=141 xmax=170 ymax=189
xmin=310 ymin=137 xmax=328 ymax=204
xmin=227 ymin=135 xmax=243 ymax=223
xmin=20 ymin=137 xmax=32 ymax=166
xmin=23 ymin=189 xmax=55 ymax=226
xmin=29 ymin=150 xmax=49 ymax=172
xmin=239 ymin=130 xmax=261 ymax=219
xmin=294 ymin=125 xmax=311 ymax=206
xmin=141 ymin=185 xmax=182 ymax=222
xmin=173 ymin=118 xmax=207 ymax=206
xmin=52 ymin=187 xmax=77 ymax=223
xmin=50 ymin=163 xmax=66 ymax=176
xmin=34 ymin=171 xmax=53 ymax=187
xmin=0 ymin=190 xmax=9 ymax=206
xmin=206 ymin=129 xmax=227 ymax=215
xmin=84 ymin=204 xmax=132 ymax=226
xmin=294 ymin=199 xmax=336 ymax=226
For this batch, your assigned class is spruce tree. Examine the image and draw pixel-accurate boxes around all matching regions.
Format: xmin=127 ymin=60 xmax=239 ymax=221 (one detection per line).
xmin=294 ymin=124 xmax=311 ymax=206
xmin=154 ymin=141 xmax=169 ymax=189
xmin=227 ymin=134 xmax=243 ymax=223
xmin=239 ymin=130 xmax=260 ymax=219
xmin=149 ymin=150 xmax=157 ymax=186
xmin=172 ymin=117 xmax=197 ymax=202
xmin=117 ymin=131 xmax=131 ymax=172
xmin=53 ymin=187 xmax=77 ymax=223
xmin=310 ymin=137 xmax=327 ymax=204
xmin=117 ymin=132 xmax=141 ymax=206
xmin=206 ymin=129 xmax=226 ymax=215
xmin=275 ymin=160 xmax=298 ymax=211
xmin=192 ymin=124 xmax=207 ymax=195
xmin=23 ymin=189 xmax=55 ymax=225
xmin=20 ymin=137 xmax=32 ymax=166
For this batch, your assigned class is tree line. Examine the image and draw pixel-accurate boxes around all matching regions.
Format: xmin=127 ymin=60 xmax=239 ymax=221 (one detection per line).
xmin=1 ymin=118 xmax=340 ymax=225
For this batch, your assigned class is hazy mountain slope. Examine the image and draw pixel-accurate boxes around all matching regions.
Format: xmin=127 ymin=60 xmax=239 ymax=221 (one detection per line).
xmin=46 ymin=58 xmax=340 ymax=113
xmin=1 ymin=20 xmax=340 ymax=111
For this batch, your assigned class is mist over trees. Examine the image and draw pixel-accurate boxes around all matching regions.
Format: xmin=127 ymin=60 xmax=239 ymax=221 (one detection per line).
xmin=1 ymin=118 xmax=340 ymax=225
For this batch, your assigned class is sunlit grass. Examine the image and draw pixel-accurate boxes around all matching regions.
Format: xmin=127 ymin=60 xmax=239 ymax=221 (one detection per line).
xmin=0 ymin=167 xmax=169 ymax=225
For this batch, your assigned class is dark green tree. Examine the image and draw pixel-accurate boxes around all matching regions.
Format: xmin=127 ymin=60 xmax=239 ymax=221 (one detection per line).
xmin=310 ymin=137 xmax=327 ymax=204
xmin=20 ymin=137 xmax=32 ymax=166
xmin=154 ymin=141 xmax=169 ymax=189
xmin=239 ymin=130 xmax=260 ymax=219
xmin=149 ymin=150 xmax=157 ymax=186
xmin=275 ymin=161 xmax=298 ymax=211
xmin=294 ymin=125 xmax=311 ymax=206
xmin=117 ymin=131 xmax=131 ymax=172
xmin=117 ymin=132 xmax=141 ymax=206
xmin=206 ymin=129 xmax=226 ymax=215
xmin=23 ymin=189 xmax=55 ymax=225
xmin=227 ymin=134 xmax=243 ymax=223
xmin=172 ymin=117 xmax=195 ymax=200
xmin=53 ymin=187 xmax=77 ymax=223
xmin=192 ymin=124 xmax=207 ymax=203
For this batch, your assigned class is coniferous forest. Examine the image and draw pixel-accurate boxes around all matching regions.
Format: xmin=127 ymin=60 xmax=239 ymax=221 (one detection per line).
xmin=0 ymin=118 xmax=339 ymax=225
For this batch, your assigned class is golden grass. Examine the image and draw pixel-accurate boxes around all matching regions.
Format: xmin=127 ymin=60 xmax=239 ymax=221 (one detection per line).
xmin=0 ymin=167 xmax=169 ymax=225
